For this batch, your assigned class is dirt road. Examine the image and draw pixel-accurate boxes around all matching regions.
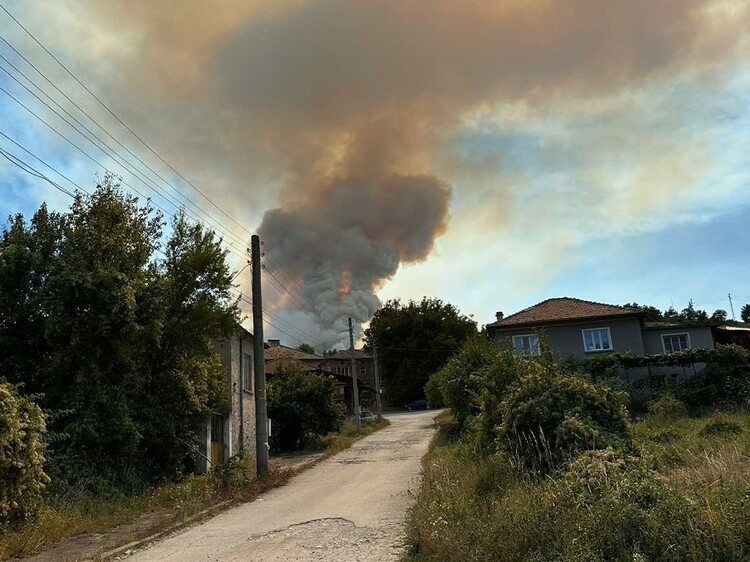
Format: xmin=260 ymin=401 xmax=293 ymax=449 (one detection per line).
xmin=128 ymin=410 xmax=436 ymax=561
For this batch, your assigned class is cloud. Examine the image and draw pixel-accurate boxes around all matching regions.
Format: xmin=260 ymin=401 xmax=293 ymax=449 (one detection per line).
xmin=5 ymin=0 xmax=750 ymax=345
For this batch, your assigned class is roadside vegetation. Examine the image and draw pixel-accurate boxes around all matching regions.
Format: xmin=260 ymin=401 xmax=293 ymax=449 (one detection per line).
xmin=0 ymin=416 xmax=389 ymax=560
xmin=408 ymin=338 xmax=750 ymax=561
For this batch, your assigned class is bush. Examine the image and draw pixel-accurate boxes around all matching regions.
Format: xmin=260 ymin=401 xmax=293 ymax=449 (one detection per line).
xmin=426 ymin=336 xmax=499 ymax=431
xmin=0 ymin=384 xmax=50 ymax=526
xmin=267 ymin=364 xmax=346 ymax=452
xmin=699 ymin=414 xmax=743 ymax=437
xmin=647 ymin=394 xmax=688 ymax=421
xmin=501 ymin=372 xmax=631 ymax=472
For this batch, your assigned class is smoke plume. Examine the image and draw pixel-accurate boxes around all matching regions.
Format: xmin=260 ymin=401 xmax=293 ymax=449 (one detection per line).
xmin=13 ymin=0 xmax=750 ymax=345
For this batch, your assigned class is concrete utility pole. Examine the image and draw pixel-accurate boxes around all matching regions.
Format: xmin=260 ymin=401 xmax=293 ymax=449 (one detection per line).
xmin=348 ymin=317 xmax=362 ymax=432
xmin=372 ymin=346 xmax=383 ymax=420
xmin=251 ymin=235 xmax=269 ymax=476
xmin=729 ymin=293 xmax=736 ymax=321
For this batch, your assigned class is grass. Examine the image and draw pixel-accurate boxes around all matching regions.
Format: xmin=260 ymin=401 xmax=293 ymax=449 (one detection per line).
xmin=0 ymin=417 xmax=390 ymax=560
xmin=406 ymin=411 xmax=750 ymax=562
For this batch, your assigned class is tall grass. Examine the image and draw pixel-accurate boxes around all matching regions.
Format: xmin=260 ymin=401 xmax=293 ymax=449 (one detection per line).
xmin=407 ymin=411 xmax=750 ymax=562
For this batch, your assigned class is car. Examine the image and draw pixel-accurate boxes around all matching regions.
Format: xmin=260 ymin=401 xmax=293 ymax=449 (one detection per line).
xmin=405 ymin=398 xmax=428 ymax=411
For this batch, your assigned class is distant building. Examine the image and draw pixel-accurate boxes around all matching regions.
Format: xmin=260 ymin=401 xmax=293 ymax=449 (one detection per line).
xmin=487 ymin=297 xmax=716 ymax=380
xmin=197 ymin=327 xmax=256 ymax=473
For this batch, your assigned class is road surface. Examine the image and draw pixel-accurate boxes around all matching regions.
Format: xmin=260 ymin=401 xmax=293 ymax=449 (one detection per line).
xmin=129 ymin=410 xmax=436 ymax=561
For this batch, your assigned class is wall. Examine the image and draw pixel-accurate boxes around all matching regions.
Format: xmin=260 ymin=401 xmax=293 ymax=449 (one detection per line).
xmin=641 ymin=326 xmax=715 ymax=355
xmin=494 ymin=317 xmax=645 ymax=360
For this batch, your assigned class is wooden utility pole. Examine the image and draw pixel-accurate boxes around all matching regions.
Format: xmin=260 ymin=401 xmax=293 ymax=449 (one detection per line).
xmin=348 ymin=317 xmax=362 ymax=432
xmin=251 ymin=235 xmax=269 ymax=476
xmin=373 ymin=346 xmax=383 ymax=420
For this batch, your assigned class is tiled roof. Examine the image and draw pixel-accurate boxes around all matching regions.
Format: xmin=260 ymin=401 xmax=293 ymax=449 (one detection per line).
xmin=324 ymin=348 xmax=372 ymax=360
xmin=264 ymin=345 xmax=321 ymax=362
xmin=265 ymin=357 xmax=321 ymax=375
xmin=488 ymin=298 xmax=643 ymax=328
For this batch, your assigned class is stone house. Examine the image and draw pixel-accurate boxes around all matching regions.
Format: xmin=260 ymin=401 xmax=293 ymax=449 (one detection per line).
xmin=197 ymin=327 xmax=256 ymax=473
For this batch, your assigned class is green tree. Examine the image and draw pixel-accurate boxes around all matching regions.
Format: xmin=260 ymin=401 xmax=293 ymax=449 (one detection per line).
xmin=0 ymin=176 xmax=240 ymax=487
xmin=296 ymin=343 xmax=316 ymax=355
xmin=710 ymin=309 xmax=728 ymax=324
xmin=363 ymin=297 xmax=477 ymax=406
xmin=267 ymin=363 xmax=345 ymax=452
xmin=741 ymin=304 xmax=750 ymax=323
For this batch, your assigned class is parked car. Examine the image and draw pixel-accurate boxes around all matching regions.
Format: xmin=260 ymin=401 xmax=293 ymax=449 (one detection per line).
xmin=405 ymin=398 xmax=428 ymax=411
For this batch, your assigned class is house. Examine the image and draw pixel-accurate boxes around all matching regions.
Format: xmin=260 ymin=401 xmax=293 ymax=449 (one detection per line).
xmin=486 ymin=298 xmax=716 ymax=379
xmin=197 ymin=327 xmax=256 ymax=473
xmin=318 ymin=348 xmax=376 ymax=387
xmin=264 ymin=340 xmax=374 ymax=413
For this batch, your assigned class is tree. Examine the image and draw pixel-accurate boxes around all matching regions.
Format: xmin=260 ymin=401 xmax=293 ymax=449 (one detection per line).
xmin=710 ymin=309 xmax=728 ymax=324
xmin=296 ymin=343 xmax=316 ymax=355
xmin=0 ymin=176 xmax=240 ymax=487
xmin=741 ymin=304 xmax=750 ymax=323
xmin=363 ymin=297 xmax=477 ymax=406
xmin=267 ymin=364 xmax=345 ymax=452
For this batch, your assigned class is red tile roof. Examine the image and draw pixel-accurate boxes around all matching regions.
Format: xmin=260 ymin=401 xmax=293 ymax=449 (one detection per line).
xmin=264 ymin=345 xmax=321 ymax=362
xmin=489 ymin=298 xmax=643 ymax=328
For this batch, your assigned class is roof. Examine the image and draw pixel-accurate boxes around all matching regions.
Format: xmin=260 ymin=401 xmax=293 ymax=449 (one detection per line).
xmin=716 ymin=324 xmax=750 ymax=332
xmin=264 ymin=345 xmax=321 ymax=362
xmin=265 ymin=357 xmax=321 ymax=375
xmin=322 ymin=348 xmax=372 ymax=361
xmin=488 ymin=297 xmax=644 ymax=328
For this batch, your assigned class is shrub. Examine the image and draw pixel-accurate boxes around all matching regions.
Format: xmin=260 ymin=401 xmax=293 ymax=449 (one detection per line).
xmin=501 ymin=372 xmax=631 ymax=472
xmin=699 ymin=414 xmax=743 ymax=437
xmin=426 ymin=336 xmax=499 ymax=431
xmin=0 ymin=384 xmax=50 ymax=527
xmin=266 ymin=364 xmax=346 ymax=452
xmin=647 ymin=394 xmax=687 ymax=421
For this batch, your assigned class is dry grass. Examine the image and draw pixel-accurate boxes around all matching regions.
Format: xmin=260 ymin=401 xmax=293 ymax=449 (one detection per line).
xmin=406 ymin=411 xmax=750 ymax=562
xmin=0 ymin=418 xmax=390 ymax=561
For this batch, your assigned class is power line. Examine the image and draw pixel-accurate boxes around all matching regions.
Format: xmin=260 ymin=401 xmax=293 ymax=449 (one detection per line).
xmin=0 ymin=4 xmax=255 ymax=239
xmin=0 ymin=58 xmax=251 ymax=256
xmin=0 ymin=146 xmax=76 ymax=197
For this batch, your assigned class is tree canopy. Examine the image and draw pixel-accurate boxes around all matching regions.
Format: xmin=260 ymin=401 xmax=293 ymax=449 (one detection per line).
xmin=363 ymin=297 xmax=477 ymax=406
xmin=0 ymin=176 xmax=239 ymax=488
xmin=623 ymin=300 xmax=729 ymax=326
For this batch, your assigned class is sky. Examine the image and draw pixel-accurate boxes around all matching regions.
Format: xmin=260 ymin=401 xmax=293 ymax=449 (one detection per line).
xmin=1 ymin=1 xmax=749 ymax=348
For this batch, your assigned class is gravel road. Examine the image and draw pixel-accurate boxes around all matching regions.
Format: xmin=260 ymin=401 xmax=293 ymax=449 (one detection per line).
xmin=128 ymin=410 xmax=436 ymax=561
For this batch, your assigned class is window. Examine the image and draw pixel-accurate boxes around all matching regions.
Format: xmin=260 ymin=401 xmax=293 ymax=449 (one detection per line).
xmin=337 ymin=384 xmax=346 ymax=397
xmin=582 ymin=328 xmax=613 ymax=352
xmin=662 ymin=333 xmax=690 ymax=353
xmin=242 ymin=353 xmax=253 ymax=392
xmin=336 ymin=366 xmax=351 ymax=376
xmin=512 ymin=334 xmax=541 ymax=356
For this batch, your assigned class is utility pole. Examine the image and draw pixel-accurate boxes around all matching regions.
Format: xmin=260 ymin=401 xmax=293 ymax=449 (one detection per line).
xmin=372 ymin=345 xmax=383 ymax=420
xmin=729 ymin=293 xmax=736 ymax=321
xmin=251 ymin=235 xmax=269 ymax=476
xmin=348 ymin=317 xmax=362 ymax=432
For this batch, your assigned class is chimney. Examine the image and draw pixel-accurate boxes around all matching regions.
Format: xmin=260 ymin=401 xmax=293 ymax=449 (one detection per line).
xmin=268 ymin=339 xmax=281 ymax=347
xmin=495 ymin=311 xmax=504 ymax=322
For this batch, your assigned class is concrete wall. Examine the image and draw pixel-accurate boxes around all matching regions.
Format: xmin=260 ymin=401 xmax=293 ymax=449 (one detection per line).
xmin=494 ymin=317 xmax=645 ymax=360
xmin=641 ymin=326 xmax=715 ymax=355
xmin=207 ymin=333 xmax=257 ymax=470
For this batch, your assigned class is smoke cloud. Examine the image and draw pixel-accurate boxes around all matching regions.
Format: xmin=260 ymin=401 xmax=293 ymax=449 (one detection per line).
xmin=11 ymin=0 xmax=750 ymax=345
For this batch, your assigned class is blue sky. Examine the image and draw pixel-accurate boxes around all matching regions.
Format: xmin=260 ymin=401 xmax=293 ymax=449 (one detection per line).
xmin=1 ymin=1 xmax=750 ymax=345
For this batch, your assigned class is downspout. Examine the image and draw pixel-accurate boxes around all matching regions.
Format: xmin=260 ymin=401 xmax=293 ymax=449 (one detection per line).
xmin=239 ymin=334 xmax=244 ymax=455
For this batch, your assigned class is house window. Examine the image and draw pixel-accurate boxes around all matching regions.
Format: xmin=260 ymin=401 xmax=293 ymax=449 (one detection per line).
xmin=582 ymin=328 xmax=613 ymax=352
xmin=242 ymin=353 xmax=253 ymax=392
xmin=662 ymin=333 xmax=690 ymax=353
xmin=337 ymin=385 xmax=345 ymax=397
xmin=512 ymin=334 xmax=541 ymax=356
xmin=336 ymin=366 xmax=351 ymax=376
